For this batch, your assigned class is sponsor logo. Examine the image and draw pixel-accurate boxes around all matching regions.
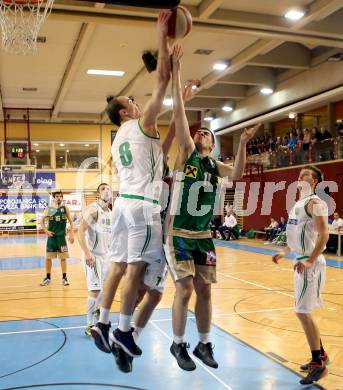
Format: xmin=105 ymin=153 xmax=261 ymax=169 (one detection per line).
xmin=184 ymin=165 xmax=198 ymax=179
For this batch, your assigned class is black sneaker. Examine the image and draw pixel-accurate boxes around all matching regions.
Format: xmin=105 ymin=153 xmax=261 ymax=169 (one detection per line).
xmin=193 ymin=342 xmax=218 ymax=368
xmin=112 ymin=328 xmax=142 ymax=357
xmin=299 ymin=361 xmax=328 ymax=385
xmin=300 ymin=352 xmax=330 ymax=371
xmin=111 ymin=342 xmax=133 ymax=373
xmin=170 ymin=342 xmax=196 ymax=371
xmin=90 ymin=322 xmax=111 ymax=353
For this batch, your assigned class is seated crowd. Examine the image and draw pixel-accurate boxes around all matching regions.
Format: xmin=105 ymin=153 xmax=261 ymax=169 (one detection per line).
xmin=246 ymin=126 xmax=339 ymax=165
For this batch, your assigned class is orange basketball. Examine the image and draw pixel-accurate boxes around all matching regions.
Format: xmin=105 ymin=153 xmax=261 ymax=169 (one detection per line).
xmin=167 ymin=6 xmax=192 ymax=39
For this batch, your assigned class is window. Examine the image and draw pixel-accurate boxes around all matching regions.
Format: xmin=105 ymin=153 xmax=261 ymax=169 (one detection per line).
xmin=31 ymin=143 xmax=51 ymax=169
xmin=55 ymin=143 xmax=99 ymax=169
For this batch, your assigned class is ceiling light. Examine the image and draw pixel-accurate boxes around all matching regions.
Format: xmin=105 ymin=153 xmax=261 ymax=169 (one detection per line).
xmin=285 ymin=9 xmax=305 ymax=21
xmin=163 ymin=97 xmax=173 ymax=107
xmin=260 ymin=87 xmax=274 ymax=95
xmin=23 ymin=87 xmax=38 ymax=92
xmin=213 ymin=61 xmax=229 ymax=71
xmin=33 ymin=143 xmax=39 ymax=146
xmin=87 ymin=69 xmax=125 ymax=77
xmin=204 ymin=110 xmax=215 ymax=122
xmin=66 ymin=150 xmax=70 ymax=153
xmin=327 ymin=53 xmax=343 ymax=62
xmin=59 ymin=143 xmax=65 ymax=147
xmin=84 ymin=144 xmax=89 ymax=147
xmin=289 ymin=113 xmax=296 ymax=119
xmin=222 ymin=105 xmax=233 ymax=112
xmin=35 ymin=150 xmax=40 ymax=153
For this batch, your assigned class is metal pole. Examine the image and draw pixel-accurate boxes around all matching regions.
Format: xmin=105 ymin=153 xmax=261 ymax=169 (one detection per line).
xmin=26 ymin=109 xmax=32 ymax=163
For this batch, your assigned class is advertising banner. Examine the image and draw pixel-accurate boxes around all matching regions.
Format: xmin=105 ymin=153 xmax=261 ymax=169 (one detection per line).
xmin=0 ymin=195 xmax=49 ymax=213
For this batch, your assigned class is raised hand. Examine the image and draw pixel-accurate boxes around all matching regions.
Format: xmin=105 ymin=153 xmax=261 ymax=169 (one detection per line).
xmin=241 ymin=123 xmax=262 ymax=143
xmin=171 ymin=44 xmax=183 ymax=72
xmin=157 ymin=10 xmax=172 ymax=38
xmin=182 ymin=79 xmax=201 ymax=102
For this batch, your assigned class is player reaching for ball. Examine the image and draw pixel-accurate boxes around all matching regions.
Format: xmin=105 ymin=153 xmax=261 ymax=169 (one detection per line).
xmin=91 ymin=10 xmax=173 ymax=359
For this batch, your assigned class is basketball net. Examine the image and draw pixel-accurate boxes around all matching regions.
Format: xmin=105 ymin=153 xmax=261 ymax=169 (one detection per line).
xmin=0 ymin=0 xmax=54 ymax=55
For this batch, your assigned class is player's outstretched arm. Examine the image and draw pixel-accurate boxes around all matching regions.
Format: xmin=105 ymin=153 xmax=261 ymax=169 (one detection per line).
xmin=216 ymin=124 xmax=262 ymax=179
xmin=141 ymin=10 xmax=172 ymax=134
xmin=171 ymin=44 xmax=194 ymax=163
xmin=162 ymin=80 xmax=199 ymax=157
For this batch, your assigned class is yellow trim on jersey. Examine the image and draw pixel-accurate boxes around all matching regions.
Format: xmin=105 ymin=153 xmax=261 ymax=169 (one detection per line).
xmin=168 ymin=227 xmax=212 ymax=239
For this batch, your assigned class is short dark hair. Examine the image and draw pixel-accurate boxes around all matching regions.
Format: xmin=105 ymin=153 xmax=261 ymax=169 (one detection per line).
xmin=198 ymin=126 xmax=215 ymax=144
xmin=303 ymin=165 xmax=323 ymax=185
xmin=106 ymin=96 xmax=124 ymax=127
xmin=97 ymin=183 xmax=109 ymax=192
xmin=52 ymin=191 xmax=63 ymax=198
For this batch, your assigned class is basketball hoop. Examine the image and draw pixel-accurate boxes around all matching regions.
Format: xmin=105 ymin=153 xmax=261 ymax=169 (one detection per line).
xmin=0 ymin=0 xmax=54 ymax=55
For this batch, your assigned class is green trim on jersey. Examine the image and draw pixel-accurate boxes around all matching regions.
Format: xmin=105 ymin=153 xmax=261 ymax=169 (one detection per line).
xmin=141 ymin=225 xmax=151 ymax=256
xmin=138 ymin=119 xmax=160 ymax=140
xmin=298 ymin=269 xmax=308 ymax=304
xmin=120 ymin=193 xmax=159 ymax=204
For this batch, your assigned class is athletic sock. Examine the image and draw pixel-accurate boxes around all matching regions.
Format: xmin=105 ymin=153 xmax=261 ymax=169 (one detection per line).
xmin=95 ymin=292 xmax=102 ymax=309
xmin=311 ymin=350 xmax=322 ymax=365
xmin=132 ymin=326 xmax=143 ymax=342
xmin=62 ymin=273 xmax=67 ymax=279
xmin=86 ymin=296 xmax=97 ymax=325
xmin=46 ymin=273 xmax=51 ymax=279
xmin=320 ymin=339 xmax=325 ymax=356
xmin=173 ymin=334 xmax=185 ymax=344
xmin=99 ymin=307 xmax=110 ymax=325
xmin=118 ymin=314 xmax=131 ymax=332
xmin=199 ymin=332 xmax=210 ymax=344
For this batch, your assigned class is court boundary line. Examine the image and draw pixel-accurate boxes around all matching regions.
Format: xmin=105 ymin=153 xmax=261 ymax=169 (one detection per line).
xmin=0 ymin=307 xmax=294 ymax=335
xmin=148 ymin=320 xmax=233 ymax=390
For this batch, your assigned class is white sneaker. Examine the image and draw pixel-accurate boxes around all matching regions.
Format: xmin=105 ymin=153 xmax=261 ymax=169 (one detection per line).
xmin=40 ymin=277 xmax=51 ymax=286
xmin=62 ymin=277 xmax=69 ymax=286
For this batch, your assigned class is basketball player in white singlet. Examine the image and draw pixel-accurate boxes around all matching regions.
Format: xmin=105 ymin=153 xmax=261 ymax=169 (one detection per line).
xmin=78 ymin=183 xmax=112 ymax=336
xmin=272 ymin=166 xmax=329 ymax=386
xmin=91 ymin=10 xmax=173 ymax=360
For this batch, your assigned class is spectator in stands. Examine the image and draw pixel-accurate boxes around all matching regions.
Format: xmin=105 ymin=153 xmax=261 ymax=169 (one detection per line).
xmin=311 ymin=126 xmax=321 ymax=141
xmin=267 ymin=136 xmax=276 ymax=152
xmin=319 ymin=126 xmax=332 ymax=140
xmin=269 ymin=216 xmax=287 ymax=242
xmin=219 ymin=210 xmax=239 ymax=240
xmin=296 ymin=128 xmax=304 ymax=141
xmin=288 ymin=133 xmax=297 ymax=150
xmin=327 ymin=212 xmax=343 ymax=253
xmin=331 ymin=212 xmax=343 ymax=231
xmin=264 ymin=217 xmax=279 ymax=240
xmin=300 ymin=128 xmax=311 ymax=163
xmin=210 ymin=215 xmax=222 ymax=239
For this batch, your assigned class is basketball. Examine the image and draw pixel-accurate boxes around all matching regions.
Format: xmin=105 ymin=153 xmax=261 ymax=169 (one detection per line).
xmin=167 ymin=6 xmax=192 ymax=39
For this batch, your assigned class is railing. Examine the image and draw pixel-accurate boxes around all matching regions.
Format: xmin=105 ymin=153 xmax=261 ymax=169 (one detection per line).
xmin=246 ymin=136 xmax=343 ymax=170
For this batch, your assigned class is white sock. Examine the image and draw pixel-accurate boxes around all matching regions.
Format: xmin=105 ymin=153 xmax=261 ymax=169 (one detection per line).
xmin=86 ymin=297 xmax=97 ymax=325
xmin=99 ymin=307 xmax=110 ymax=324
xmin=173 ymin=334 xmax=185 ymax=344
xmin=118 ymin=314 xmax=132 ymax=332
xmin=95 ymin=292 xmax=102 ymax=308
xmin=133 ymin=326 xmax=143 ymax=342
xmin=199 ymin=332 xmax=210 ymax=344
